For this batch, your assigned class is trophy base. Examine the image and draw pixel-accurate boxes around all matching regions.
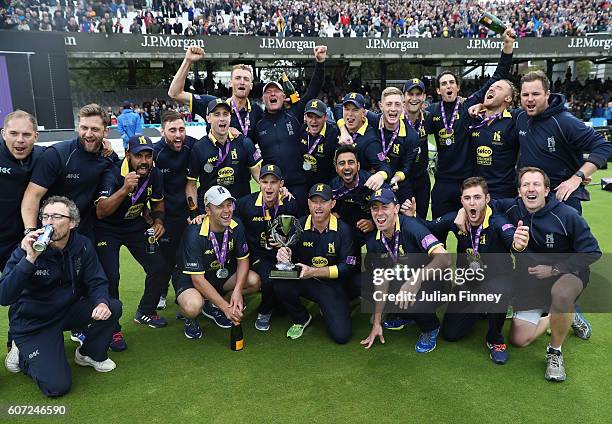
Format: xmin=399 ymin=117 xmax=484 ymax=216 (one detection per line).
xmin=269 ymin=269 xmax=301 ymax=279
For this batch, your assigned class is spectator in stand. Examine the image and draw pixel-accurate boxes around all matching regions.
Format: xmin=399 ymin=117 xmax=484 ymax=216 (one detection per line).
xmin=117 ymin=102 xmax=144 ymax=150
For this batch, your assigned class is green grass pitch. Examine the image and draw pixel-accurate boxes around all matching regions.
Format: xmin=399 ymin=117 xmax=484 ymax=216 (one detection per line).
xmin=1 ymin=169 xmax=612 ymax=423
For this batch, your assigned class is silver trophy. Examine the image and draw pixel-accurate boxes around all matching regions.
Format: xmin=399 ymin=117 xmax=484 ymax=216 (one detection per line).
xmin=269 ymin=215 xmax=303 ymax=279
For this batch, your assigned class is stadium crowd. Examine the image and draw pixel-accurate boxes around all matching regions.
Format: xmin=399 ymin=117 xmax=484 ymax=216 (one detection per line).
xmin=0 ymin=0 xmax=609 ymax=37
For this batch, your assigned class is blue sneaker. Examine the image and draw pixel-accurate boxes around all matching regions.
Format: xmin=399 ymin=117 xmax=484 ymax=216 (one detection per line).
xmin=70 ymin=331 xmax=86 ymax=346
xmin=133 ymin=312 xmax=168 ymax=328
xmin=202 ymin=302 xmax=232 ymax=329
xmin=571 ymin=305 xmax=592 ymax=340
xmin=184 ymin=319 xmax=203 ymax=339
xmin=109 ymin=331 xmax=127 ymax=352
xmin=487 ymin=342 xmax=508 ymax=365
xmin=415 ymin=327 xmax=440 ymax=353
xmin=383 ymin=316 xmax=415 ymax=330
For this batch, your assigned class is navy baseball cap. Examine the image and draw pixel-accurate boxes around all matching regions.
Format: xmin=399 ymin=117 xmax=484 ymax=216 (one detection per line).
xmin=369 ymin=188 xmax=397 ymax=205
xmin=308 ymin=183 xmax=333 ymax=201
xmin=260 ymin=163 xmax=284 ymax=180
xmin=207 ymin=98 xmax=231 ymax=114
xmin=403 ymin=78 xmax=425 ymax=93
xmin=128 ymin=135 xmax=154 ymax=154
xmin=342 ymin=93 xmax=366 ymax=109
xmin=305 ymin=99 xmax=328 ymax=117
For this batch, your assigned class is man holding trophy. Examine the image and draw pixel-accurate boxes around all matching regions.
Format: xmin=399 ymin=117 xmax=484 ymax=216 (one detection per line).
xmin=273 ymin=184 xmax=357 ymax=343
xmin=235 ymin=164 xmax=298 ymax=331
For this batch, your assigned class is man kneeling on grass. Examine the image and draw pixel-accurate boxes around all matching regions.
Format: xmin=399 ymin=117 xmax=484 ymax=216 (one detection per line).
xmin=2 ymin=196 xmax=121 ymax=397
xmin=176 ymin=185 xmax=260 ymax=339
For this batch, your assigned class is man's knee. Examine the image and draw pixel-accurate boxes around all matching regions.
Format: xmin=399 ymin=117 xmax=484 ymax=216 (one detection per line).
xmin=246 ymin=271 xmax=262 ymax=292
xmin=39 ymin=375 xmax=71 ymax=397
xmin=509 ymin=324 xmax=535 ymax=348
xmin=108 ymin=299 xmax=123 ymax=320
xmin=442 ymin=326 xmax=465 ymax=343
xmin=329 ymin=326 xmax=352 ymax=345
xmin=178 ymin=290 xmax=204 ymax=318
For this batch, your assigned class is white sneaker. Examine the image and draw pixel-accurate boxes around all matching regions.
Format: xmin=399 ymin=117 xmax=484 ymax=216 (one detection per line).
xmin=75 ymin=348 xmax=116 ymax=372
xmin=157 ymin=296 xmax=167 ymax=310
xmin=5 ymin=340 xmax=21 ymax=373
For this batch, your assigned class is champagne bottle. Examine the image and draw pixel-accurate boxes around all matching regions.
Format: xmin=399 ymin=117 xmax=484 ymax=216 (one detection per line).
xmin=281 ymin=72 xmax=300 ymax=104
xmin=187 ymin=196 xmax=198 ymax=220
xmin=230 ymin=323 xmax=244 ymax=351
xmin=479 ymin=12 xmax=508 ymax=35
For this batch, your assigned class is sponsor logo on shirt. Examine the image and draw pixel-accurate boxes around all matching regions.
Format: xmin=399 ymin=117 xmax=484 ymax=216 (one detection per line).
xmin=0 ymin=167 xmax=11 ymax=174
xmin=312 ymin=256 xmax=329 ymax=267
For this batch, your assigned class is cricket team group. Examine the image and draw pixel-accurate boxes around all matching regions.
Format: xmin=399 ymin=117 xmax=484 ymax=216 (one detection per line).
xmin=1 ymin=28 xmax=610 ymax=397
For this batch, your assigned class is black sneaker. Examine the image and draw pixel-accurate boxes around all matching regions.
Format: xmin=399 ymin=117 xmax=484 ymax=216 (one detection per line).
xmin=133 ymin=312 xmax=168 ymax=328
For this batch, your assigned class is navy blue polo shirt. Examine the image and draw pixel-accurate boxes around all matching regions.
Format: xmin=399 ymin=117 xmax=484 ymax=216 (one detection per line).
xmin=299 ymin=121 xmax=340 ymax=187
xmin=187 ymin=132 xmax=261 ymax=208
xmin=468 ymin=109 xmax=519 ymax=198
xmin=29 ymin=138 xmax=118 ymax=233
xmin=373 ymin=116 xmax=419 ymax=183
xmin=95 ymin=158 xmax=164 ymax=231
xmin=153 ymin=136 xmax=197 ymax=222
xmin=293 ymin=214 xmax=356 ymax=280
xmin=234 ymin=191 xmax=298 ymax=263
xmin=190 ymin=94 xmax=263 ymax=140
xmin=330 ymin=169 xmax=382 ymax=229
xmin=0 ymin=141 xmax=44 ymax=243
xmin=366 ymin=215 xmax=443 ymax=267
xmin=181 ymin=216 xmax=250 ymax=288
xmin=337 ymin=118 xmax=391 ymax=179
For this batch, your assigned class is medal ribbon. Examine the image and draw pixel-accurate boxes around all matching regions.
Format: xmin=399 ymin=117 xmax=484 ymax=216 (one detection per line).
xmin=209 ymin=227 xmax=230 ymax=269
xmin=215 ymin=141 xmax=231 ymax=169
xmin=306 ymin=133 xmax=324 ymax=156
xmin=441 ymin=98 xmax=461 ymax=134
xmin=261 ymin=199 xmax=279 ymax=221
xmin=381 ymin=230 xmax=400 ymax=262
xmin=332 ymin=173 xmax=360 ymax=199
xmin=468 ymin=224 xmax=483 ymax=256
xmin=405 ymin=111 xmax=423 ymax=134
xmin=130 ymin=175 xmax=151 ymax=205
xmin=378 ymin=123 xmax=399 ymax=160
xmin=230 ymin=98 xmax=250 ymax=135
xmin=469 ymin=111 xmax=502 ymax=129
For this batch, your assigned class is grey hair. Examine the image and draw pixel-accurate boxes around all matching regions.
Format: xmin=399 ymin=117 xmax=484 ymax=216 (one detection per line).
xmin=41 ymin=196 xmax=81 ymax=226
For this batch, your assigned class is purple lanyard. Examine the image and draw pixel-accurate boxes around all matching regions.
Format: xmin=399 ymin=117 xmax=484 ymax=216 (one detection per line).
xmin=381 ymin=230 xmax=400 ymax=262
xmin=230 ymin=98 xmax=250 ymax=135
xmin=378 ymin=124 xmax=399 ymax=160
xmin=261 ymin=200 xmax=279 ymax=221
xmin=406 ymin=112 xmax=422 ymax=134
xmin=306 ymin=133 xmax=324 ymax=156
xmin=441 ymin=98 xmax=461 ymax=133
xmin=468 ymin=224 xmax=483 ymax=255
xmin=332 ymin=174 xmax=360 ymax=199
xmin=209 ymin=227 xmax=230 ymax=268
xmin=130 ymin=175 xmax=151 ymax=205
xmin=215 ymin=140 xmax=231 ymax=169
xmin=469 ymin=111 xmax=502 ymax=129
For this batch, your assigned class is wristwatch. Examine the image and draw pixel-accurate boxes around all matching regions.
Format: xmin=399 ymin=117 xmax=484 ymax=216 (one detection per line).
xmin=551 ymin=266 xmax=561 ymax=277
xmin=24 ymin=228 xmax=36 ymax=235
xmin=574 ymin=170 xmax=586 ymax=182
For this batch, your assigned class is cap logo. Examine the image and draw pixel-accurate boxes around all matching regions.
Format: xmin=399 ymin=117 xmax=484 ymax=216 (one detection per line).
xmin=316 ymin=184 xmax=325 ymax=192
xmin=349 ymin=93 xmax=357 ymax=99
xmin=216 ymin=186 xmax=226 ymax=194
xmin=138 ymin=136 xmax=148 ymax=145
xmin=216 ymin=99 xmax=222 ymax=104
xmin=374 ymin=189 xmax=382 ymax=196
xmin=310 ymin=100 xmax=318 ymax=108
xmin=267 ymin=165 xmax=274 ymax=171
xmin=413 ymin=78 xmax=420 ymax=84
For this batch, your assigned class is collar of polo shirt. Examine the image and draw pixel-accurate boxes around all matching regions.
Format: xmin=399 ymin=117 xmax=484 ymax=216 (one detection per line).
xmin=304 ymin=214 xmax=338 ymax=232
xmin=379 ymin=116 xmax=407 ymax=137
xmin=376 ymin=216 xmax=401 ymax=240
xmin=208 ymin=130 xmax=237 ymax=146
xmin=254 ymin=192 xmax=285 ymax=206
xmin=199 ymin=215 xmax=239 ymax=236
xmin=226 ymin=97 xmax=252 ymax=112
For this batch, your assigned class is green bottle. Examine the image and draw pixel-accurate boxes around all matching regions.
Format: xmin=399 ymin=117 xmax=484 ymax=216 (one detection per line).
xmin=187 ymin=196 xmax=198 ymax=220
xmin=230 ymin=323 xmax=244 ymax=351
xmin=479 ymin=12 xmax=507 ymax=35
xmin=281 ymin=72 xmax=300 ymax=104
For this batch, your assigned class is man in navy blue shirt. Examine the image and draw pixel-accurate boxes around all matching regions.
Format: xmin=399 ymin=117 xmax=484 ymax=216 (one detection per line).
xmin=21 ymin=104 xmax=119 ymax=241
xmin=275 ymin=184 xmax=357 ymax=343
xmin=234 ymin=164 xmax=298 ymax=331
xmin=168 ymin=46 xmax=263 ymax=138
xmin=186 ymin=98 xmax=262 ymax=213
xmin=95 ymin=135 xmax=168 ymax=352
xmin=0 ymin=110 xmax=44 ymax=270
xmin=515 ymin=71 xmax=612 ymax=214
xmin=152 ymin=110 xmax=198 ymax=310
xmin=253 ymin=45 xmax=327 ymax=213
xmin=500 ymin=167 xmax=601 ymax=382
xmin=1 ymin=196 xmax=121 ymax=397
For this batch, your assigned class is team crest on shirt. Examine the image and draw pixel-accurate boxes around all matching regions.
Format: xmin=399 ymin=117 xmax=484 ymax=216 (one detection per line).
xmin=546 ymin=233 xmax=555 ymax=248
xmin=492 ymin=131 xmax=501 ymax=143
xmin=328 ymin=243 xmax=335 ymax=254
xmin=547 ymin=137 xmax=556 ymax=152
xmin=286 ymin=122 xmax=294 ymax=135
